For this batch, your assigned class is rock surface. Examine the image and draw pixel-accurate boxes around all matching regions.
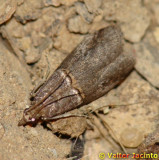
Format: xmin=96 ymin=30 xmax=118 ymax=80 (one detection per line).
xmin=102 ymin=0 xmax=150 ymax=42
xmin=134 ymin=32 xmax=159 ymax=88
xmin=0 ymin=0 xmax=17 ymax=25
xmin=0 ymin=0 xmax=158 ymax=159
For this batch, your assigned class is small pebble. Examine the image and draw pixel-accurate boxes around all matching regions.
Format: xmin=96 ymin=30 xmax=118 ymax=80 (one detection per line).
xmin=120 ymin=127 xmax=144 ymax=148
xmin=75 ymin=2 xmax=94 ymax=23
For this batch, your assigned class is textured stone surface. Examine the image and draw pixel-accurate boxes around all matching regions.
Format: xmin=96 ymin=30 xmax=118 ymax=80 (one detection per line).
xmin=84 ymin=0 xmax=102 ymax=13
xmin=151 ymin=1 xmax=159 ymax=25
xmin=134 ymin=32 xmax=159 ymax=88
xmin=43 ymin=0 xmax=61 ymax=7
xmin=0 ymin=0 xmax=17 ymax=25
xmin=102 ymin=0 xmax=150 ymax=42
xmin=68 ymin=15 xmax=91 ymax=34
xmin=14 ymin=0 xmax=43 ymax=24
xmin=0 ymin=0 xmax=158 ymax=159
xmin=84 ymin=72 xmax=159 ymax=159
xmin=75 ymin=2 xmax=94 ymax=23
xmin=153 ymin=27 xmax=159 ymax=43
xmin=53 ymin=24 xmax=84 ymax=53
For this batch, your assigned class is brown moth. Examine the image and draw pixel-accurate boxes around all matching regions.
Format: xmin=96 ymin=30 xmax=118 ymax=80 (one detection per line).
xmin=18 ymin=25 xmax=135 ymax=126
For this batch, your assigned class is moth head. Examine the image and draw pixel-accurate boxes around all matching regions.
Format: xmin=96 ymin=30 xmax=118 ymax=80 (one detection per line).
xmin=18 ymin=107 xmax=39 ymax=126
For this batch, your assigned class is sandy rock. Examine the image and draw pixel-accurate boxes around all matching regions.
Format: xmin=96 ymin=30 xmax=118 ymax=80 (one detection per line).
xmin=48 ymin=116 xmax=87 ymax=137
xmin=61 ymin=0 xmax=78 ymax=6
xmin=53 ymin=24 xmax=84 ymax=53
xmin=0 ymin=123 xmax=5 ymax=140
xmin=85 ymin=71 xmax=159 ymax=149
xmin=89 ymin=20 xmax=108 ymax=33
xmin=104 ymin=72 xmax=159 ymax=143
xmin=68 ymin=15 xmax=90 ymax=34
xmin=25 ymin=47 xmax=41 ymax=64
xmin=0 ymin=0 xmax=17 ymax=25
xmin=0 ymin=39 xmax=31 ymax=107
xmin=68 ymin=8 xmax=107 ymax=33
xmin=0 ymin=18 xmax=25 ymax=38
xmin=151 ymin=2 xmax=159 ymax=25
xmin=18 ymin=36 xmax=32 ymax=51
xmin=75 ymin=2 xmax=94 ymax=23
xmin=153 ymin=27 xmax=159 ymax=43
xmin=43 ymin=0 xmax=61 ymax=7
xmin=102 ymin=0 xmax=150 ymax=42
xmin=120 ymin=127 xmax=144 ymax=148
xmin=84 ymin=115 xmax=122 ymax=159
xmin=134 ymin=32 xmax=159 ymax=88
xmin=14 ymin=0 xmax=43 ymax=24
xmin=63 ymin=6 xmax=76 ymax=21
xmin=0 ymin=7 xmax=63 ymax=66
xmin=84 ymin=139 xmax=120 ymax=160
xmin=0 ymin=19 xmax=41 ymax=65
xmin=89 ymin=13 xmax=108 ymax=32
xmin=43 ymin=0 xmax=78 ymax=7
xmin=17 ymin=0 xmax=24 ymax=5
xmin=84 ymin=0 xmax=102 ymax=13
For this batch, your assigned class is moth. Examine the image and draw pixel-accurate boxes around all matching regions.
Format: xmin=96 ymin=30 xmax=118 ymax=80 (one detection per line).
xmin=18 ymin=25 xmax=135 ymax=126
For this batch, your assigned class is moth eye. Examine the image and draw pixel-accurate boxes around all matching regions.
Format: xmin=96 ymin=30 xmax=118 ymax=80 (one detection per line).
xmin=23 ymin=110 xmax=34 ymax=122
xmin=30 ymin=118 xmax=35 ymax=122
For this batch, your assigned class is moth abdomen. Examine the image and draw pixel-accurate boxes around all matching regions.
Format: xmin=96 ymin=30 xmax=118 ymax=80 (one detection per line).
xmin=18 ymin=25 xmax=135 ymax=126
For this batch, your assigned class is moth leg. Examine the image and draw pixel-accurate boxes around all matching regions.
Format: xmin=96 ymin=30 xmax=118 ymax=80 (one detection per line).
xmin=30 ymin=80 xmax=45 ymax=98
xmin=43 ymin=53 xmax=50 ymax=80
xmin=43 ymin=112 xmax=89 ymax=121
xmin=72 ymin=136 xmax=79 ymax=149
xmin=30 ymin=54 xmax=50 ymax=98
xmin=70 ymin=135 xmax=85 ymax=159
